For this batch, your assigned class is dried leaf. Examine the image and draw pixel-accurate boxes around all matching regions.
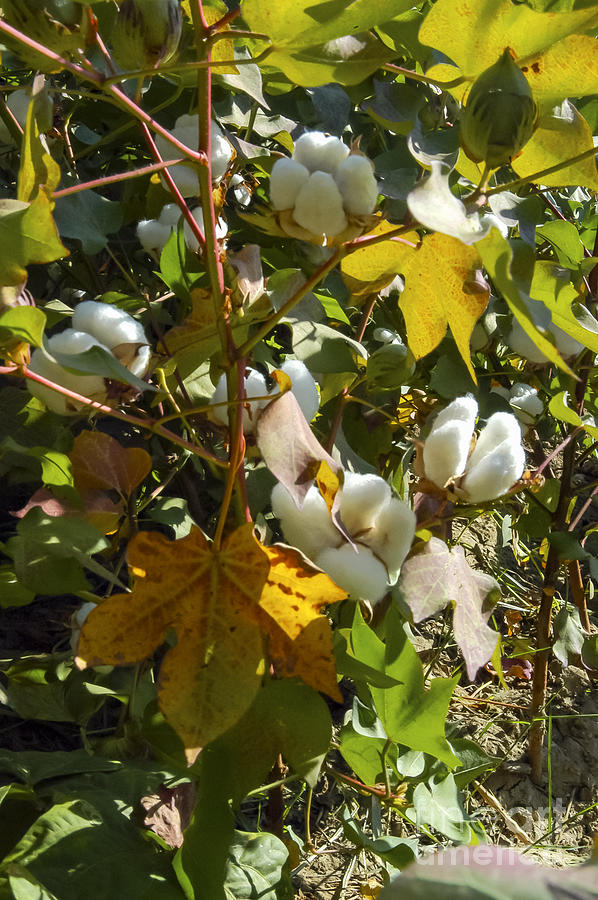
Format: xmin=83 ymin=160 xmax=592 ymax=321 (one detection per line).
xmin=141 ymin=783 xmax=197 ymax=849
xmin=70 ymin=431 xmax=151 ymax=497
xmin=400 ymin=537 xmax=499 ymax=679
xmin=229 ymin=244 xmax=264 ymax=305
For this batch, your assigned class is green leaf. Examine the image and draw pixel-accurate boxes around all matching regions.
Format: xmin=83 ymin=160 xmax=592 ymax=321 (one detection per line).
xmin=341 ymin=806 xmax=417 ymax=869
xmin=53 ymin=190 xmax=123 ymax=255
xmin=530 ymin=261 xmax=598 ymax=354
xmin=553 ymin=606 xmax=585 ymax=665
xmin=223 ymin=831 xmax=290 ymax=900
xmin=0 ymin=307 xmax=47 ymax=348
xmin=410 ymin=774 xmax=473 ymax=842
xmin=338 ymin=726 xmax=389 ymax=786
xmin=0 ymin=194 xmax=68 ymax=287
xmin=263 ymin=33 xmax=397 ymax=88
xmin=0 ymin=749 xmax=121 ymax=788
xmin=1 ymin=439 xmax=73 ymax=487
xmin=549 ymin=390 xmax=598 ymax=439
xmin=49 ymin=343 xmax=154 ymax=394
xmin=370 ymin=606 xmax=460 ymax=768
xmin=582 ymin=634 xmax=598 ymax=670
xmin=0 ymin=566 xmax=35 ymax=608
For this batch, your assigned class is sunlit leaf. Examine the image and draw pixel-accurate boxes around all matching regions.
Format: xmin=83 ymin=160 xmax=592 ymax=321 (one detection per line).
xmin=0 ymin=194 xmax=68 ymax=287
xmin=18 ymin=103 xmax=60 ymax=203
xmin=341 ymin=222 xmax=419 ymax=296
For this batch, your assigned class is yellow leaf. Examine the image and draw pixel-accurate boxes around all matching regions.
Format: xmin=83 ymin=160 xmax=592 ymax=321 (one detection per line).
xmin=512 ymin=101 xmax=598 ymax=191
xmin=419 ymin=0 xmax=598 ymax=87
xmin=70 ymin=430 xmax=152 ymax=497
xmin=398 ymin=233 xmax=489 ymax=381
xmin=518 ymin=35 xmax=598 ymax=106
xmin=76 ymin=525 xmax=268 ymax=762
xmin=341 ymin=222 xmax=419 ymax=296
xmin=18 ymin=101 xmax=61 ymax=203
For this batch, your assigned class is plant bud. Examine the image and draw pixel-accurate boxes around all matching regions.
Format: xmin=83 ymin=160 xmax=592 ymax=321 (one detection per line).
xmin=460 ymin=48 xmax=537 ymax=169
xmin=111 ymin=0 xmax=182 ymax=70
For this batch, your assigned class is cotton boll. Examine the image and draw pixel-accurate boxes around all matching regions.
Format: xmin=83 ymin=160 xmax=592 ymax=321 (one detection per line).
xmin=293 ymin=172 xmax=348 ymax=237
xmin=158 ymin=203 xmax=183 ymax=227
xmin=340 ymin=472 xmax=391 ymax=536
xmin=28 ymin=331 xmax=110 ymax=415
xmin=509 ymin=383 xmax=543 ymax=424
xmin=70 ymin=601 xmax=96 ymax=651
xmin=279 ymin=360 xmax=320 ymax=422
xmin=431 ymin=395 xmax=478 ymax=430
xmin=72 ymin=301 xmax=150 ymax=379
xmin=507 ymin=320 xmax=551 ymax=363
xmin=270 ymin=157 xmax=310 ymax=210
xmin=553 ymin=324 xmax=584 ymax=359
xmin=211 ymin=120 xmax=233 ymax=182
xmin=423 ymin=420 xmax=476 ymax=489
xmin=315 ymin=543 xmax=389 ymax=604
xmin=292 ymin=132 xmax=349 ymax=174
xmin=136 ymin=218 xmax=172 ymax=252
xmin=210 ymin=368 xmax=270 ymax=431
xmin=271 ymin=482 xmax=340 ymax=561
xmin=183 ymin=207 xmax=228 ymax=252
xmin=467 ymin=412 xmax=522 ymax=471
xmin=462 ymin=439 xmax=526 ymax=503
xmin=367 ymin=497 xmax=416 ymax=581
xmin=335 ymin=155 xmax=378 ymax=215
xmin=230 ymin=173 xmax=251 ymax=207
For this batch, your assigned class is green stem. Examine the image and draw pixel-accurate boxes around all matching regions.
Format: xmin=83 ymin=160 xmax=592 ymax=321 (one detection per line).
xmin=486 ymin=145 xmax=598 ymax=198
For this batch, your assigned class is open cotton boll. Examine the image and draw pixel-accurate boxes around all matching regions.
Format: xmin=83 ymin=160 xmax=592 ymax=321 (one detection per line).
xmin=270 ymin=158 xmax=310 ymax=210
xmin=155 ymin=115 xmax=232 ymax=195
xmin=467 ymin=412 xmax=522 ymax=472
xmin=335 ymin=155 xmax=378 ymax=215
xmin=509 ymin=383 xmax=543 ymax=424
xmin=507 ymin=320 xmax=552 ymax=363
xmin=339 ymin=472 xmax=391 ymax=536
xmin=271 ymin=482 xmax=340 ymax=561
xmin=315 ymin=543 xmax=389 ymax=604
xmin=432 ymin=395 xmax=478 ymax=430
xmin=211 ymin=368 xmax=270 ymax=431
xmin=28 ymin=331 xmax=110 ymax=415
xmin=72 ymin=301 xmax=150 ymax=377
xmin=292 ymin=132 xmax=349 ymax=174
xmin=278 ymin=360 xmax=320 ymax=422
xmin=211 ymin=120 xmax=233 ymax=182
xmin=553 ymin=324 xmax=584 ymax=359
xmin=183 ymin=207 xmax=228 ymax=253
xmin=136 ymin=218 xmax=172 ymax=252
xmin=158 ymin=203 xmax=183 ymax=227
xmin=367 ymin=497 xmax=416 ymax=582
xmin=462 ymin=439 xmax=526 ymax=503
xmin=293 ymin=172 xmax=348 ymax=237
xmin=423 ymin=420 xmax=476 ymax=489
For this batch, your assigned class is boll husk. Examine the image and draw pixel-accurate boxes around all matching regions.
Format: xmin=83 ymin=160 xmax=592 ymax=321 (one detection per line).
xmin=422 ymin=396 xmax=526 ymax=504
xmin=460 ymin=48 xmax=537 ymax=169
xmin=111 ymin=0 xmax=182 ymax=71
xmin=155 ymin=115 xmax=233 ymax=196
xmin=269 ymin=130 xmax=379 ymax=244
xmin=271 ymin=472 xmax=416 ymax=604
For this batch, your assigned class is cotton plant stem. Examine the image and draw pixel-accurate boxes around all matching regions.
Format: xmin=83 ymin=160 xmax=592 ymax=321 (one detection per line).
xmin=52 ymin=159 xmax=181 ymax=199
xmin=485 ymin=144 xmax=598 ymax=198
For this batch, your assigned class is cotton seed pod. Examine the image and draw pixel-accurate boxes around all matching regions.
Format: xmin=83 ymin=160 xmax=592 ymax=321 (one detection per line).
xmin=72 ymin=301 xmax=150 ymax=378
xmin=315 ymin=543 xmax=389 ymax=604
xmin=293 ymin=171 xmax=348 ymax=238
xmin=292 ymin=132 xmax=349 ymax=174
xmin=111 ymin=0 xmax=182 ymax=71
xmin=335 ymin=155 xmax=378 ymax=215
xmin=269 ymin=158 xmax=309 ymax=211
xmin=271 ymin=482 xmax=341 ymax=562
xmin=460 ymin=48 xmax=537 ymax=169
xmin=462 ymin=438 xmax=525 ymax=503
xmin=28 ymin=331 xmax=111 ymax=415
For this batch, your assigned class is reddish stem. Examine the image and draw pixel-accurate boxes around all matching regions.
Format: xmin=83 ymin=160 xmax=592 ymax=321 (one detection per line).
xmin=52 ymin=159 xmax=181 ymax=199
xmin=0 ymin=18 xmax=101 ymax=83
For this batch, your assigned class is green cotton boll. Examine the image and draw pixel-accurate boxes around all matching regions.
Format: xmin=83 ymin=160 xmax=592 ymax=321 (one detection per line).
xmin=366 ymin=342 xmax=415 ymax=391
xmin=111 ymin=0 xmax=183 ymax=70
xmin=460 ymin=48 xmax=538 ymax=170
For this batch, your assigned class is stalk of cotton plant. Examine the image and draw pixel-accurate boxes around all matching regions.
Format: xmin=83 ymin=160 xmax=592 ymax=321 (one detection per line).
xmin=154 ymin=114 xmax=232 ymax=196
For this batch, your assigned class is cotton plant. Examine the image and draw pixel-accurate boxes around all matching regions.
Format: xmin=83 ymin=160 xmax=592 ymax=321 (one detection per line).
xmin=422 ymin=395 xmax=526 ymax=504
xmin=506 ymin=296 xmax=595 ymax=363
xmin=269 ymin=130 xmax=379 ymax=244
xmin=210 ymin=360 xmax=320 ymax=432
xmin=154 ymin=114 xmax=233 ymax=197
xmin=28 ymin=301 xmax=151 ymax=415
xmin=407 ymin=161 xmax=508 ymax=245
xmin=137 ymin=202 xmax=228 ymax=254
xmin=271 ymin=472 xmax=416 ymax=605
xmin=491 ymin=382 xmax=543 ymax=426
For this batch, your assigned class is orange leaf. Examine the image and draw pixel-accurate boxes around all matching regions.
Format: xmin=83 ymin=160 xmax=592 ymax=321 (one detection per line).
xmin=70 ymin=430 xmax=152 ymax=496
xmin=76 ymin=524 xmax=269 ymax=763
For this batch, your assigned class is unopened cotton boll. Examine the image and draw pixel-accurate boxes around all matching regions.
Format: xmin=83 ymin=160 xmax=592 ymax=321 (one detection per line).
xmin=28 ymin=331 xmax=110 ymax=415
xmin=271 ymin=482 xmax=340 ymax=561
xmin=315 ymin=543 xmax=389 ymax=604
xmin=292 ymin=132 xmax=349 ymax=174
xmin=270 ymin=157 xmax=310 ymax=210
xmin=423 ymin=396 xmax=478 ymax=489
xmin=339 ymin=472 xmax=391 ymax=536
xmin=72 ymin=300 xmax=150 ymax=378
xmin=335 ymin=155 xmax=378 ymax=215
xmin=278 ymin=360 xmax=319 ymax=422
xmin=293 ymin=172 xmax=348 ymax=238
xmin=367 ymin=497 xmax=416 ymax=581
xmin=462 ymin=439 xmax=525 ymax=503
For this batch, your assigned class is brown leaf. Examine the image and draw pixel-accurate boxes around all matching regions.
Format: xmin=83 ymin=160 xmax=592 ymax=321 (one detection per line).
xmin=11 ymin=486 xmax=122 ymax=535
xmin=141 ymin=782 xmax=197 ymax=848
xmin=229 ymin=243 xmax=264 ymax=305
xmin=70 ymin=430 xmax=151 ymax=497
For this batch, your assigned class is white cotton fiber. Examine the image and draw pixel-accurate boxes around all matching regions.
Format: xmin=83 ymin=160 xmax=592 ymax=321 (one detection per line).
xmin=183 ymin=207 xmax=228 ymax=252
xmin=271 ymin=482 xmax=340 ymax=561
xmin=136 ymin=218 xmax=172 ymax=252
xmin=462 ymin=439 xmax=526 ymax=503
xmin=270 ymin=158 xmax=310 ymax=210
xmin=293 ymin=171 xmax=348 ymax=237
xmin=431 ymin=395 xmax=478 ymax=430
xmin=210 ymin=368 xmax=270 ymax=431
xmin=508 ymin=383 xmax=543 ymax=424
xmin=315 ymin=543 xmax=389 ymax=604
xmin=158 ymin=203 xmax=183 ymax=227
xmin=423 ymin=420 xmax=476 ymax=489
xmin=507 ymin=320 xmax=553 ymax=364
xmin=339 ymin=472 xmax=391 ymax=536
xmin=279 ymin=359 xmax=320 ymax=422
xmin=211 ymin=120 xmax=233 ymax=182
xmin=367 ymin=496 xmax=416 ymax=581
xmin=553 ymin=324 xmax=584 ymax=359
xmin=28 ymin=332 xmax=109 ymax=415
xmin=72 ymin=301 xmax=148 ymax=360
xmin=467 ymin=412 xmax=522 ymax=471
xmin=292 ymin=132 xmax=349 ymax=174
xmin=335 ymin=155 xmax=378 ymax=215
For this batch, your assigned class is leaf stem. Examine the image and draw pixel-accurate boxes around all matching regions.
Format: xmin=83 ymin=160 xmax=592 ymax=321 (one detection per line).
xmin=486 ymin=145 xmax=598 ymax=198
